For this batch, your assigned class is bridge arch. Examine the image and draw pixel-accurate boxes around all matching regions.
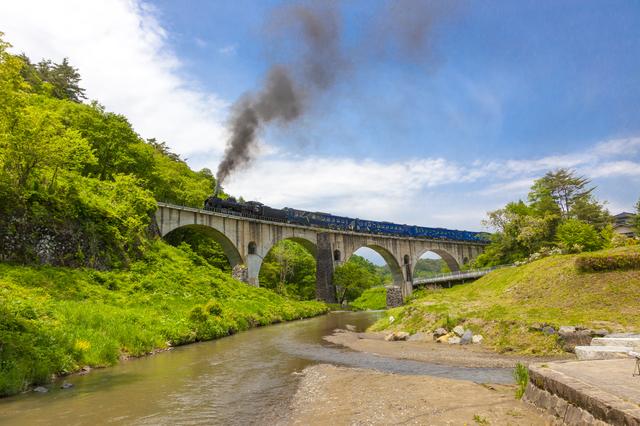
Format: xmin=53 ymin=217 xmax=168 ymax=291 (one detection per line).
xmin=163 ymin=224 xmax=243 ymax=268
xmin=413 ymin=248 xmax=460 ymax=277
xmin=254 ymin=236 xmax=319 ymax=293
xmin=344 ymin=244 xmax=404 ymax=286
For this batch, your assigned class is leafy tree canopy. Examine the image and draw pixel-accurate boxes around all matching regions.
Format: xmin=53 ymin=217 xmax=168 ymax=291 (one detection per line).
xmin=475 ymin=168 xmax=611 ymax=267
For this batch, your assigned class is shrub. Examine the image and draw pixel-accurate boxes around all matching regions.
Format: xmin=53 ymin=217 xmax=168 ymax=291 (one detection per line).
xmin=556 ymin=219 xmax=604 ymax=253
xmin=576 ymin=252 xmax=640 ymax=272
xmin=351 ymin=287 xmax=387 ymax=310
xmin=513 ymin=362 xmax=529 ymax=399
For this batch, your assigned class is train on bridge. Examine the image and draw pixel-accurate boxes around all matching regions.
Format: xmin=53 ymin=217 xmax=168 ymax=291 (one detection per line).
xmin=204 ymin=195 xmax=489 ymax=243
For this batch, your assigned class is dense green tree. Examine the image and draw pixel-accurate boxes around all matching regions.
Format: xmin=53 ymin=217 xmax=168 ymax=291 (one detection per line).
xmin=259 ymin=240 xmax=316 ymax=300
xmin=556 ymin=219 xmax=604 ymax=253
xmin=475 ymin=169 xmax=612 ymax=267
xmin=528 ymin=169 xmax=609 ymax=228
xmin=413 ymin=257 xmax=448 ymax=278
xmin=19 ymin=56 xmax=86 ymax=102
xmin=333 ymin=255 xmax=384 ymax=304
xmin=0 ymin=34 xmax=218 ymax=267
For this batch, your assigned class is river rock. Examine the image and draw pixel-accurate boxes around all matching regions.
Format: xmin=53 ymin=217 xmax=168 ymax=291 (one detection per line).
xmin=384 ymin=331 xmax=410 ymax=341
xmin=33 ymin=386 xmax=48 ymax=393
xmin=558 ymin=329 xmax=593 ymax=352
xmin=436 ymin=333 xmax=451 ymax=343
xmin=60 ymin=382 xmax=74 ymax=389
xmin=452 ymin=325 xmax=465 ymax=337
xmin=472 ymin=334 xmax=484 ymax=344
xmin=433 ymin=327 xmax=448 ymax=339
xmin=460 ymin=329 xmax=473 ymax=345
xmin=345 ymin=324 xmax=357 ymax=332
xmin=448 ymin=336 xmax=461 ymax=344
xmin=591 ymin=329 xmax=608 ymax=337
xmin=408 ymin=332 xmax=426 ymax=341
xmin=559 ymin=326 xmax=576 ymax=334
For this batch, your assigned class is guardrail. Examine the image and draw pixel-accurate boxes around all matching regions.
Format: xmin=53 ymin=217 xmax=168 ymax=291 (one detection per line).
xmin=413 ymin=264 xmax=513 ymax=286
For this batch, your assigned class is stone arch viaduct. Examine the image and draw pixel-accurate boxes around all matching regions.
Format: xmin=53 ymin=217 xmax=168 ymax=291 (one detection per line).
xmin=155 ymin=203 xmax=486 ymax=303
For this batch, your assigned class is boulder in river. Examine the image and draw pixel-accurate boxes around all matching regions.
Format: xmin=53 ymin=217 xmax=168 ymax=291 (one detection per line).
xmin=33 ymin=386 xmax=48 ymax=393
xmin=448 ymin=336 xmax=462 ymax=344
xmin=345 ymin=324 xmax=357 ymax=332
xmin=61 ymin=382 xmax=74 ymax=389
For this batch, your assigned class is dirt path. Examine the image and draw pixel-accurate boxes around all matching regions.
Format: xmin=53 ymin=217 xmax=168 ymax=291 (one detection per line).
xmin=325 ymin=331 xmax=570 ymax=368
xmin=280 ymin=364 xmax=554 ymax=425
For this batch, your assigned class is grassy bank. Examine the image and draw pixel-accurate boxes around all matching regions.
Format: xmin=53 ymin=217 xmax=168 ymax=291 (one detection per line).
xmin=370 ymin=246 xmax=640 ymax=355
xmin=351 ymin=287 xmax=387 ymax=311
xmin=0 ymin=240 xmax=327 ymax=397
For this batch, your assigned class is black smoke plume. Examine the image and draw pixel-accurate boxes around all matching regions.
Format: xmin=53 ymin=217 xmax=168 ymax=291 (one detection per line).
xmin=214 ymin=1 xmax=458 ymax=190
xmin=215 ymin=3 xmax=342 ymax=189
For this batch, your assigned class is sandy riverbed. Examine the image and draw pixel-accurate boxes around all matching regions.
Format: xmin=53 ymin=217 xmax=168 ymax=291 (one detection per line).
xmin=280 ymin=364 xmax=555 ymax=425
xmin=277 ymin=329 xmax=569 ymax=424
xmin=325 ymin=330 xmax=570 ymax=368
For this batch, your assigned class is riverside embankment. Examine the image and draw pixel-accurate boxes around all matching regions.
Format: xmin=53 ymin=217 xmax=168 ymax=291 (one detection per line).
xmin=0 ymin=311 xmax=550 ymax=425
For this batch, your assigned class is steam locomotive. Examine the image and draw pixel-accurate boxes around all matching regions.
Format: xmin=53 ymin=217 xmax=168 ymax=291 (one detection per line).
xmin=204 ymin=195 xmax=488 ymax=243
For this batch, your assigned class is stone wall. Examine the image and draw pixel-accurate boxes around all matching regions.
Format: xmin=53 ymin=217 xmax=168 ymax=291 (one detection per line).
xmin=232 ymin=264 xmax=250 ymax=285
xmin=386 ymin=286 xmax=403 ymax=308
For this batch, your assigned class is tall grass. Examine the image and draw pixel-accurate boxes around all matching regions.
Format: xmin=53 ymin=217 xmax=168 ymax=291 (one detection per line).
xmin=513 ymin=362 xmax=529 ymax=399
xmin=0 ymin=240 xmax=327 ymax=396
xmin=351 ymin=287 xmax=387 ymax=310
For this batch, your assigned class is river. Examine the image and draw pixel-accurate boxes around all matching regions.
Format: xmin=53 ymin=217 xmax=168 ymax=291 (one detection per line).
xmin=0 ymin=311 xmax=513 ymax=425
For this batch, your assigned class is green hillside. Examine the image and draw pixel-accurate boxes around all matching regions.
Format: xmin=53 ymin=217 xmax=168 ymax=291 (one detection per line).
xmin=371 ymin=246 xmax=640 ymax=355
xmin=0 ymin=240 xmax=327 ymax=397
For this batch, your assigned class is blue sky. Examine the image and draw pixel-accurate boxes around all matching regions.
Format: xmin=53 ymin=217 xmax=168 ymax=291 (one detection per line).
xmin=1 ymin=0 xmax=639 ymax=237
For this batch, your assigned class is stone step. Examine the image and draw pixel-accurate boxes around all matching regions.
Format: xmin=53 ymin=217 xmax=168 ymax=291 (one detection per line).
xmin=590 ymin=337 xmax=640 ymax=348
xmin=575 ymin=345 xmax=632 ymax=361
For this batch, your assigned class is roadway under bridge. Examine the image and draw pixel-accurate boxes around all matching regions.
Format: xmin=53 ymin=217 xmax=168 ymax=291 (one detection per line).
xmin=155 ymin=202 xmax=487 ymax=303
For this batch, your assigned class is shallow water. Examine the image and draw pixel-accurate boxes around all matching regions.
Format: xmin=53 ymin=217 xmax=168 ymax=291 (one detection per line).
xmin=0 ymin=311 xmax=513 ymax=425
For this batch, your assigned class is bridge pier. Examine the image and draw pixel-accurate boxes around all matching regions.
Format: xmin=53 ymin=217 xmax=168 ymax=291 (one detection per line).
xmin=316 ymin=233 xmax=337 ymax=303
xmin=246 ymin=254 xmax=262 ymax=287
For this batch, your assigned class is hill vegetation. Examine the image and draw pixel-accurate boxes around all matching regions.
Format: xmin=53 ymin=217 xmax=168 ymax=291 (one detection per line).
xmin=351 ymin=287 xmax=387 ymax=310
xmin=0 ymin=34 xmax=327 ymax=397
xmin=372 ymin=246 xmax=640 ymax=354
xmin=0 ymin=241 xmax=327 ymax=396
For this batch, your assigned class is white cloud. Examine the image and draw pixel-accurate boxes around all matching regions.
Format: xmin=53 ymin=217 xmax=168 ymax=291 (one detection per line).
xmin=593 ymin=137 xmax=640 ymax=157
xmin=218 ymin=44 xmax=237 ymax=56
xmin=477 ymin=178 xmax=534 ymax=196
xmin=589 ymin=161 xmax=640 ymax=178
xmin=0 ymin=0 xmax=229 ymax=159
xmin=225 ymin=156 xmax=470 ymax=220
